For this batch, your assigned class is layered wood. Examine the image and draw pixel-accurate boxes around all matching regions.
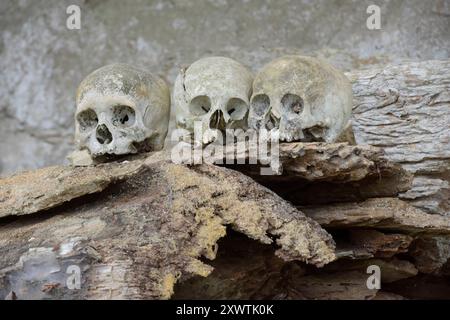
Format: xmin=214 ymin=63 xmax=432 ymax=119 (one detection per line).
xmin=1 ymin=60 xmax=449 ymax=300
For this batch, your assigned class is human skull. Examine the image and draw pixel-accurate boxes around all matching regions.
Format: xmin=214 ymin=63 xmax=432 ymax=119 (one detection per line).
xmin=173 ymin=56 xmax=253 ymax=143
xmin=75 ymin=63 xmax=170 ymax=157
xmin=248 ymin=55 xmax=353 ymax=142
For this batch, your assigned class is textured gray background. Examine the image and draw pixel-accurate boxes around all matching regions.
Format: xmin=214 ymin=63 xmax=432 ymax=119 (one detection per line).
xmin=1 ymin=0 xmax=449 ymax=176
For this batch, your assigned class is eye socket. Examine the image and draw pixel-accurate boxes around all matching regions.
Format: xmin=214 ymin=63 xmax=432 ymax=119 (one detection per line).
xmin=112 ymin=105 xmax=136 ymax=127
xmin=281 ymin=94 xmax=304 ymax=114
xmin=250 ymin=94 xmax=270 ymax=117
xmin=189 ymin=95 xmax=211 ymax=116
xmin=77 ymin=109 xmax=98 ymax=131
xmin=226 ymin=98 xmax=248 ymax=120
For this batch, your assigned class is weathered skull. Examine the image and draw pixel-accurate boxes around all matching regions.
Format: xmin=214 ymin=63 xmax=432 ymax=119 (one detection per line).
xmin=248 ymin=55 xmax=353 ymax=142
xmin=75 ymin=63 xmax=170 ymax=157
xmin=173 ymin=56 xmax=253 ymax=143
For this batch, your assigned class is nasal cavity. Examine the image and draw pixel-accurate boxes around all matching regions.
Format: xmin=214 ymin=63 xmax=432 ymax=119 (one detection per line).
xmin=96 ymin=124 xmax=113 ymax=144
xmin=209 ymin=110 xmax=226 ymax=130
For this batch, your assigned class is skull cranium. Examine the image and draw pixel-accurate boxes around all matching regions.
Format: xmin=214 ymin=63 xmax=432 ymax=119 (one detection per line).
xmin=173 ymin=56 xmax=253 ymax=143
xmin=248 ymin=55 xmax=353 ymax=142
xmin=75 ymin=63 xmax=170 ymax=157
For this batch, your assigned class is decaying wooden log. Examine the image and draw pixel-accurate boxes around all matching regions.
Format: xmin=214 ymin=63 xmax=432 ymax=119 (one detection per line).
xmin=0 ymin=152 xmax=335 ymax=300
xmin=223 ymin=142 xmax=413 ymax=205
xmin=347 ymin=60 xmax=450 ymax=216
xmin=0 ymin=160 xmax=145 ymax=218
xmin=333 ymin=229 xmax=413 ymax=259
xmin=300 ymin=198 xmax=450 ymax=234
xmin=225 ymin=142 xmax=411 ymax=183
xmin=0 ymin=60 xmax=449 ymax=300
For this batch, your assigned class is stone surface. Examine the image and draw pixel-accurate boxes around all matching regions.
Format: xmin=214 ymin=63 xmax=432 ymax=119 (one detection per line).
xmin=0 ymin=152 xmax=335 ymax=299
